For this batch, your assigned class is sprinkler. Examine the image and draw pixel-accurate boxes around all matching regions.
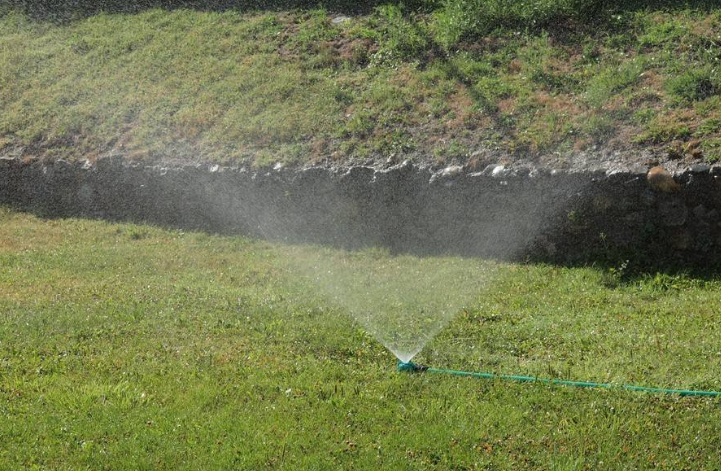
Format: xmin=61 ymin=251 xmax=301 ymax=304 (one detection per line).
xmin=397 ymin=361 xmax=428 ymax=373
xmin=397 ymin=361 xmax=721 ymax=398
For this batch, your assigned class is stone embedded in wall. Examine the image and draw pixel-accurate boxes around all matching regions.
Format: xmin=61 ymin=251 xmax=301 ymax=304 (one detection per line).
xmin=693 ymin=204 xmax=708 ymax=219
xmin=669 ymin=228 xmax=692 ymax=251
xmin=647 ymin=166 xmax=680 ymax=193
xmin=592 ymin=195 xmax=614 ymax=213
xmin=658 ymin=198 xmax=688 ymax=227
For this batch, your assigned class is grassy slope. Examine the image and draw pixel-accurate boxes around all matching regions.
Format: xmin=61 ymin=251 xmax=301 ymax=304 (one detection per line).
xmin=1 ymin=2 xmax=721 ymax=167
xmin=2 ymin=208 xmax=721 ymax=469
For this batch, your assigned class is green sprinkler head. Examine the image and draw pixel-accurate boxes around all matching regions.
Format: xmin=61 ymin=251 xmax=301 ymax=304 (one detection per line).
xmin=397 ymin=361 xmax=429 ymax=373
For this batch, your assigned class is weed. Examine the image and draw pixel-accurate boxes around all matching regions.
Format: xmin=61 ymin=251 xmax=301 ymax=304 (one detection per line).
xmin=585 ymin=60 xmax=645 ymax=109
xmin=374 ymin=4 xmax=430 ymax=63
xmin=128 ymin=228 xmax=149 ymax=240
xmin=703 ymin=137 xmax=721 ymax=162
xmin=432 ymin=139 xmax=470 ymax=163
xmin=604 ymin=258 xmax=630 ymax=287
xmin=293 ymin=8 xmax=340 ymax=50
xmin=636 ymin=115 xmax=693 ymax=144
xmin=343 ymin=110 xmax=375 ymax=138
xmin=696 ymin=117 xmax=721 ymax=136
xmin=583 ymin=113 xmax=616 ymax=143
xmin=667 ymin=67 xmax=719 ymax=103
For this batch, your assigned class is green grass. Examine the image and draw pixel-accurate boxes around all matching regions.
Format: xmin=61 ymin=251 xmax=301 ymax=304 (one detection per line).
xmin=2 ymin=208 xmax=721 ymax=469
xmin=2 ymin=3 xmax=721 ymax=165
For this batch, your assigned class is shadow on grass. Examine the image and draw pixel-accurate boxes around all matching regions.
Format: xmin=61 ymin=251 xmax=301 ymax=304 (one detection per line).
xmin=551 ymin=246 xmax=721 ymax=284
xmin=3 ymin=0 xmax=426 ymax=19
xmin=5 ymin=201 xmax=721 ymax=283
xmin=4 ymin=0 xmax=719 ymax=22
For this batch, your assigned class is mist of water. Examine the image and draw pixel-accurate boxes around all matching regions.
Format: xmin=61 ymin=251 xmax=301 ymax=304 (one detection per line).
xmin=280 ymin=245 xmax=496 ymax=363
xmin=254 ymin=170 xmax=589 ymax=364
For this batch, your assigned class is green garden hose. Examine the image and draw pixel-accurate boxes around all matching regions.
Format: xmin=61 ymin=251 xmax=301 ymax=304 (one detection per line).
xmin=397 ymin=362 xmax=721 ymax=398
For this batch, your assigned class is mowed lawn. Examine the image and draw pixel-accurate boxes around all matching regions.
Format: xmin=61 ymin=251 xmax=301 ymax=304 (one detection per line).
xmin=1 ymin=207 xmax=721 ymax=470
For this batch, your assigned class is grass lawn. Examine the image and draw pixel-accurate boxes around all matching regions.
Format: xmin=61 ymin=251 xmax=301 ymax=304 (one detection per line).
xmin=2 ymin=2 xmax=721 ymax=166
xmin=2 ymin=207 xmax=721 ymax=469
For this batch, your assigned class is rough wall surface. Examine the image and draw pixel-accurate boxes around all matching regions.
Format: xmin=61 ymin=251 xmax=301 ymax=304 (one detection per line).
xmin=1 ymin=157 xmax=720 ymax=266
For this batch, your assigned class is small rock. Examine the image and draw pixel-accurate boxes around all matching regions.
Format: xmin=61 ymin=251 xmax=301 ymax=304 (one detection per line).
xmin=529 ymin=168 xmax=550 ymax=178
xmin=491 ymin=165 xmax=507 ymax=178
xmin=441 ymin=165 xmax=463 ymax=178
xmin=689 ymin=163 xmax=710 ymax=173
xmin=647 ymin=166 xmax=680 ymax=193
xmin=480 ymin=164 xmax=497 ymax=176
xmin=332 ymin=15 xmax=351 ymax=24
xmin=429 ymin=165 xmax=463 ymax=184
xmin=688 ymin=148 xmax=704 ymax=160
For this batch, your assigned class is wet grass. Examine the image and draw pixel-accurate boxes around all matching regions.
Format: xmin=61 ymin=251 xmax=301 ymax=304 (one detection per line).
xmin=2 ymin=208 xmax=721 ymax=469
xmin=1 ymin=3 xmax=721 ymax=166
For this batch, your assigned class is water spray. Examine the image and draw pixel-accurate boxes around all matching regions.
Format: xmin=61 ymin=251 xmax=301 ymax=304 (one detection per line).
xmin=285 ymin=243 xmax=720 ymax=398
xmin=397 ymin=361 xmax=721 ymax=398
